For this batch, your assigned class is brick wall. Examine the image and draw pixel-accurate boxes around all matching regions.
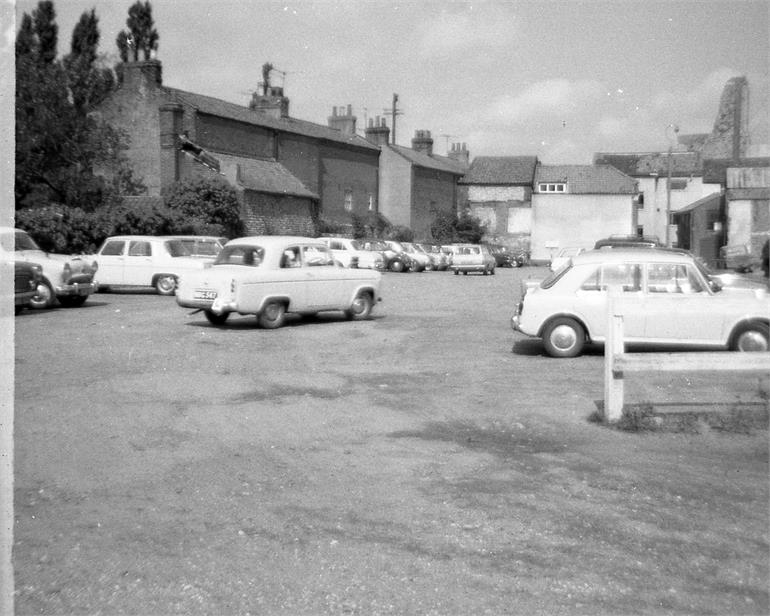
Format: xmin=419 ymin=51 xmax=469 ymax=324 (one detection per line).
xmin=242 ymin=192 xmax=317 ymax=236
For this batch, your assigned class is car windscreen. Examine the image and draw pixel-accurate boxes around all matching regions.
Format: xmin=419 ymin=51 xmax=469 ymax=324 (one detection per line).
xmin=214 ymin=245 xmax=265 ymax=266
xmin=14 ymin=231 xmax=40 ymax=251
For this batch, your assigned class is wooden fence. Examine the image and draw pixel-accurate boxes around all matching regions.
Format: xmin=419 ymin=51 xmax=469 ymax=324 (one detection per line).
xmin=603 ymin=297 xmax=770 ymax=422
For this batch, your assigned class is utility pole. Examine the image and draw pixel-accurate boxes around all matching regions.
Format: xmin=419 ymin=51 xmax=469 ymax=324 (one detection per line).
xmin=665 ymin=123 xmax=679 ymax=247
xmin=383 ymin=93 xmax=403 ymax=145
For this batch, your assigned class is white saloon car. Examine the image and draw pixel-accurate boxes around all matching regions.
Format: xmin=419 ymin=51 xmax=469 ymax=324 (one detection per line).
xmin=92 ymin=235 xmax=206 ymax=295
xmin=448 ymin=244 xmax=496 ymax=275
xmin=512 ymin=248 xmax=770 ymax=357
xmin=319 ymin=237 xmax=385 ymax=270
xmin=176 ymin=236 xmax=382 ymax=327
xmin=1 ymin=227 xmax=98 ymax=309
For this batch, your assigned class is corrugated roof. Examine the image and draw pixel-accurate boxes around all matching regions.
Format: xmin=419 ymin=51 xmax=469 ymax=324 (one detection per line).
xmin=216 ymin=153 xmax=318 ymax=199
xmin=593 ymin=151 xmax=702 ymax=176
xmin=389 ymin=145 xmax=467 ymax=175
xmin=164 ymin=87 xmax=380 ymax=152
xmin=535 ymin=164 xmax=637 ymax=194
xmin=459 ymin=156 xmax=538 ymax=184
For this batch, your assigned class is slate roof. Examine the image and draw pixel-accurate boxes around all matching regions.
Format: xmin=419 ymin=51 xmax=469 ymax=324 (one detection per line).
xmin=535 ymin=164 xmax=637 ymax=194
xmin=164 ymin=87 xmax=380 ymax=153
xmin=593 ymin=151 xmax=702 ymax=177
xmin=459 ymin=156 xmax=538 ymax=185
xmin=389 ymin=145 xmax=467 ymax=175
xmin=216 ymin=153 xmax=319 ymax=200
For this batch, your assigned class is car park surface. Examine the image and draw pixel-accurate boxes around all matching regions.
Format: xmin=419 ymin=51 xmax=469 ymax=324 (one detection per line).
xmin=12 ymin=267 xmax=768 ymax=614
xmin=91 ymin=235 xmax=207 ymax=295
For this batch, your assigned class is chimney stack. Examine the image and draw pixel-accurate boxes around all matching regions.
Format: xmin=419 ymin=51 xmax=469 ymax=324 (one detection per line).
xmin=365 ymin=116 xmax=390 ymax=147
xmin=250 ymin=85 xmax=290 ymax=119
xmin=121 ymin=59 xmax=163 ymax=90
xmin=327 ymin=104 xmax=357 ymax=135
xmin=411 ymin=129 xmax=433 ymax=156
xmin=447 ymin=142 xmax=470 ymax=167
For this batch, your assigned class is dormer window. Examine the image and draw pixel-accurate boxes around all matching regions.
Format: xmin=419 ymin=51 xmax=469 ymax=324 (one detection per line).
xmin=538 ymin=182 xmax=566 ymax=193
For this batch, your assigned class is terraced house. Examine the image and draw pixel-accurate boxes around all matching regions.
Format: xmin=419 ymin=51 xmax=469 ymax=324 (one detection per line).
xmin=97 ymin=60 xmax=380 ymax=236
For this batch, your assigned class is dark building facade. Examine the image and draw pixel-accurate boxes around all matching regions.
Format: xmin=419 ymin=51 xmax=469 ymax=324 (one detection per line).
xmin=97 ymin=60 xmax=380 ymax=236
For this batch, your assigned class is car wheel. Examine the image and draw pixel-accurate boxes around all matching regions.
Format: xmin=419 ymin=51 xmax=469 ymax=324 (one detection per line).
xmin=155 ymin=275 xmax=177 ymax=295
xmin=463 ymin=271 xmax=468 ymax=276
xmin=29 ymin=280 xmax=54 ymax=309
xmin=346 ymin=292 xmax=373 ymax=320
xmin=204 ymin=310 xmax=229 ymax=325
xmin=390 ymin=259 xmax=405 ymax=273
xmin=258 ymin=301 xmax=286 ymax=329
xmin=58 ymin=295 xmax=88 ymax=308
xmin=424 ymin=262 xmax=434 ymax=272
xmin=731 ymin=323 xmax=769 ymax=352
xmin=491 ymin=267 xmax=496 ymax=275
xmin=542 ymin=317 xmax=585 ymax=358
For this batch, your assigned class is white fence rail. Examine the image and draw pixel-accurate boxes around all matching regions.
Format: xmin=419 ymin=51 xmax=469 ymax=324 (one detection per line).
xmin=603 ymin=298 xmax=770 ymax=422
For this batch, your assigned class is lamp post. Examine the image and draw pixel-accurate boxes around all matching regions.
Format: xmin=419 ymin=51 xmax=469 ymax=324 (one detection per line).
xmin=665 ymin=123 xmax=679 ymax=247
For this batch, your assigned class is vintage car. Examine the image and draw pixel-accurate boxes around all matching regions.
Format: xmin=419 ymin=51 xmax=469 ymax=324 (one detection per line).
xmin=176 ymin=236 xmax=382 ymax=327
xmin=0 ymin=227 xmax=98 ymax=309
xmin=448 ymin=244 xmax=496 ymax=275
xmin=166 ymin=235 xmax=226 ymax=260
xmin=401 ymin=242 xmax=433 ymax=271
xmin=511 ymin=248 xmax=770 ymax=357
xmin=361 ymin=239 xmax=411 ymax=272
xmin=384 ymin=240 xmax=422 ymax=272
xmin=488 ymin=244 xmax=515 ymax=268
xmin=92 ymin=235 xmax=207 ymax=295
xmin=13 ymin=260 xmax=43 ymax=314
xmin=719 ymin=244 xmax=761 ymax=273
xmin=418 ymin=243 xmax=450 ymax=271
xmin=594 ymin=235 xmax=661 ymax=249
xmin=319 ymin=237 xmax=386 ymax=270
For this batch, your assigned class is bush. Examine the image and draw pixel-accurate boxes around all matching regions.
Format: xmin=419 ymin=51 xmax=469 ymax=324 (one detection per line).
xmin=15 ymin=205 xmax=112 ymax=253
xmin=430 ymin=210 xmax=486 ymax=243
xmin=165 ymin=177 xmax=243 ymax=238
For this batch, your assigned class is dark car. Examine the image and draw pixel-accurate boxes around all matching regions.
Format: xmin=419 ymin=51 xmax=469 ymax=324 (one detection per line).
xmin=594 ymin=235 xmax=661 ymax=249
xmin=14 ymin=260 xmax=43 ymax=314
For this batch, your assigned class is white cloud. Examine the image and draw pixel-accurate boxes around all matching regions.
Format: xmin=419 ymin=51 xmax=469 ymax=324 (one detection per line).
xmin=485 ymin=79 xmax=605 ymax=124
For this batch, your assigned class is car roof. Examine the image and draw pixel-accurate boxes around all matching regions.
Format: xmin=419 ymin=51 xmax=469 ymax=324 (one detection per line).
xmin=571 ymin=247 xmax=694 ymax=265
xmin=225 ymin=235 xmax=325 ymax=247
xmin=104 ymin=235 xmax=176 ymax=242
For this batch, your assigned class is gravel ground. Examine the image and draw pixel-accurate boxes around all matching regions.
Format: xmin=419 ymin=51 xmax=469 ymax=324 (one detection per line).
xmin=11 ymin=266 xmax=769 ymax=615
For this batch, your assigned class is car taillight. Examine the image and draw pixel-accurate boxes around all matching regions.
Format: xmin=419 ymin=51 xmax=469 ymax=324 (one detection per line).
xmin=62 ymin=263 xmax=71 ymax=282
xmin=91 ymin=260 xmax=98 ymax=272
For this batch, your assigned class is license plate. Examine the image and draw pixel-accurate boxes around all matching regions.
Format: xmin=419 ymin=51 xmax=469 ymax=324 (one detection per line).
xmin=193 ymin=289 xmax=217 ymax=300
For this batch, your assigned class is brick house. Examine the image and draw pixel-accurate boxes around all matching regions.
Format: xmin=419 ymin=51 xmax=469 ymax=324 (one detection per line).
xmin=458 ymin=156 xmax=539 ymax=251
xmin=364 ymin=121 xmax=468 ymax=239
xmin=529 ymin=164 xmax=638 ymax=263
xmin=96 ymin=60 xmax=380 ymax=236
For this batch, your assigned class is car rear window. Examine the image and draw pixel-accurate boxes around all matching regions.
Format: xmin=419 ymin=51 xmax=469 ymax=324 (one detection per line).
xmin=215 ymin=245 xmax=265 ymax=266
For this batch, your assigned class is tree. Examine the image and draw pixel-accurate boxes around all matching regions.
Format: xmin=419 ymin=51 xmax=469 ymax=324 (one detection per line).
xmin=165 ymin=177 xmax=243 ymax=238
xmin=429 ymin=210 xmax=486 ymax=243
xmin=15 ymin=1 xmax=138 ymax=211
xmin=119 ymin=1 xmax=159 ymax=62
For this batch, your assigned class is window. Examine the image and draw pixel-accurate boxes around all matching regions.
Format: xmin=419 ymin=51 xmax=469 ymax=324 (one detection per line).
xmin=538 ymin=183 xmax=566 ymax=193
xmin=344 ymin=190 xmax=353 ymax=212
xmin=128 ymin=241 xmax=151 ymax=256
xmin=580 ymin=263 xmax=642 ymax=292
xmin=646 ymin=263 xmax=704 ymax=294
xmin=100 ymin=240 xmax=125 ymax=256
xmin=280 ymin=247 xmax=301 ymax=268
xmin=668 ymin=179 xmax=687 ymax=190
xmin=303 ymin=245 xmax=334 ymax=266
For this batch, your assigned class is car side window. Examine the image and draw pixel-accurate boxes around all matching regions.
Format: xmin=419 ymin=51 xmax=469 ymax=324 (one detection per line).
xmin=647 ymin=263 xmax=704 ymax=294
xmin=280 ymin=247 xmax=301 ymax=268
xmin=303 ymin=245 xmax=334 ymax=266
xmin=101 ymin=240 xmax=126 ymax=256
xmin=128 ymin=241 xmax=151 ymax=257
xmin=580 ymin=263 xmax=641 ymax=292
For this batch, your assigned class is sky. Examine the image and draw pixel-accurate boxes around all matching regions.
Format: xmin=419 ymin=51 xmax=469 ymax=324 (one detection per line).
xmin=7 ymin=0 xmax=770 ymax=163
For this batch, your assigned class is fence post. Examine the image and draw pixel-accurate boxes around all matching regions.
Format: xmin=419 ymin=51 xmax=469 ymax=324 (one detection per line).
xmin=604 ymin=290 xmax=625 ymax=422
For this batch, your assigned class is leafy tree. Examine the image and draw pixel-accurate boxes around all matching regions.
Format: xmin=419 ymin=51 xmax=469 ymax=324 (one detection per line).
xmin=32 ymin=0 xmax=57 ymax=64
xmin=429 ymin=210 xmax=486 ymax=243
xmin=165 ymin=177 xmax=243 ymax=238
xmin=119 ymin=1 xmax=159 ymax=62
